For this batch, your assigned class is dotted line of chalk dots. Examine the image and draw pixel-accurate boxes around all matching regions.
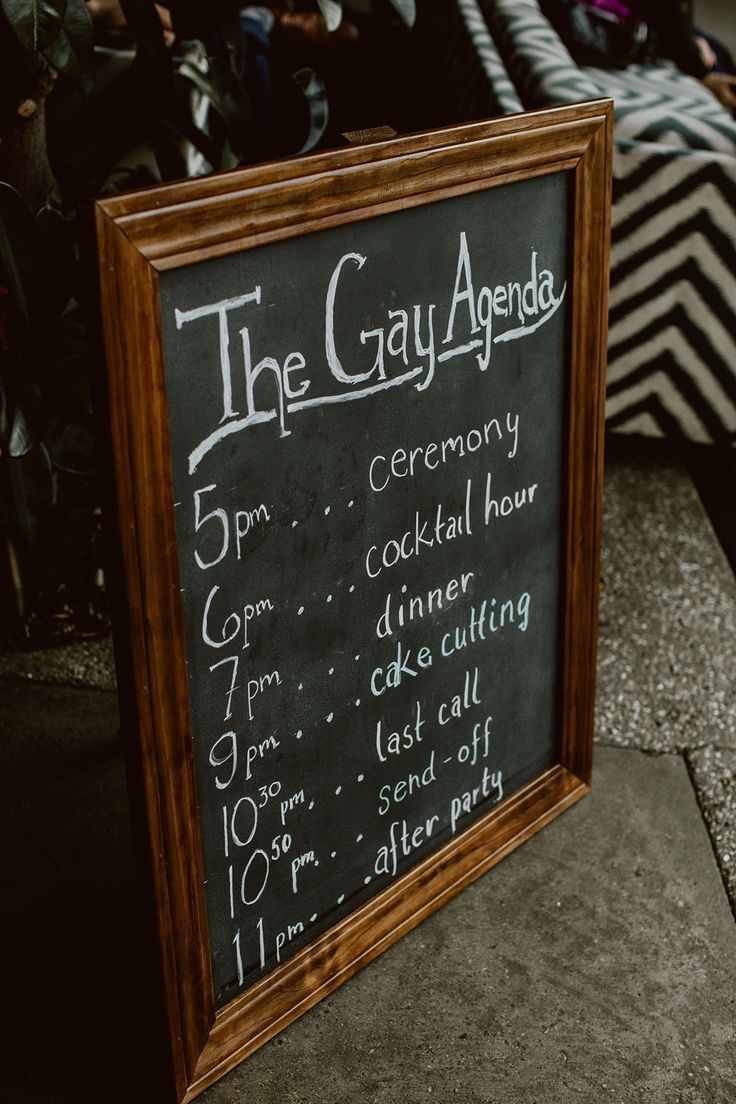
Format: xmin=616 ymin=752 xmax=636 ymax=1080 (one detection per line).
xmin=294 ymin=501 xmax=357 ymax=622
xmin=290 ymin=499 xmax=376 ymax=908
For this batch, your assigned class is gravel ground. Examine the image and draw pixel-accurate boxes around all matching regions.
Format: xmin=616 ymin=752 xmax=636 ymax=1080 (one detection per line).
xmin=687 ymin=746 xmax=736 ymax=913
xmin=596 ymin=461 xmax=736 ymax=753
xmin=0 ymin=637 xmax=116 ymax=691
xmin=596 ymin=456 xmax=736 ymax=916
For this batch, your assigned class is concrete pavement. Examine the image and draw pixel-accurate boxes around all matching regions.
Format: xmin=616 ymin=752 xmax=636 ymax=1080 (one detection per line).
xmin=2 ymin=453 xmax=734 ymax=1103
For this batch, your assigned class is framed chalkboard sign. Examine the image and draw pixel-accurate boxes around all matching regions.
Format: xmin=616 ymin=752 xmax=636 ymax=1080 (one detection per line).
xmin=97 ymin=101 xmax=611 ymax=1103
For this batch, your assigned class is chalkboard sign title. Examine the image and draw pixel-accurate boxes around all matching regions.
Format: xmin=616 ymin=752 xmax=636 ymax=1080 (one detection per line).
xmin=176 ymin=236 xmax=566 ymax=472
xmin=97 ymin=103 xmax=611 ymax=1103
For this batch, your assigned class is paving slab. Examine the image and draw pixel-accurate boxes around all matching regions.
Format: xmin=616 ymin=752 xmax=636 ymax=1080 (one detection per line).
xmin=688 ymin=745 xmax=736 ymax=915
xmin=596 ymin=460 xmax=736 ymax=753
xmin=194 ymin=743 xmax=736 ymax=1104
xmin=3 ymin=451 xmax=736 ymax=1102
xmin=4 ymin=684 xmax=735 ymax=1103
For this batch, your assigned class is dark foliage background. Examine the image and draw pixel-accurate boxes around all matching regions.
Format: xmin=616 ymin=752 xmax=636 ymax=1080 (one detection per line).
xmin=0 ymin=0 xmax=428 ymax=650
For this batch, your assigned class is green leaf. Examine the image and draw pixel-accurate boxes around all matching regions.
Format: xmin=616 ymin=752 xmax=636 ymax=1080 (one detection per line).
xmin=0 ymin=183 xmax=37 ymax=325
xmin=8 ymin=384 xmax=44 ymax=457
xmin=0 ymin=382 xmax=10 ymax=448
xmin=43 ymin=27 xmax=77 ymax=74
xmin=42 ymin=0 xmax=93 ymax=74
xmin=62 ymin=0 xmax=93 ymax=63
xmin=179 ymin=56 xmax=255 ymax=162
xmin=44 ymin=414 xmax=95 ymax=474
xmin=0 ymin=0 xmax=66 ymax=52
xmin=0 ymin=220 xmax=27 ymax=325
xmin=99 ymin=142 xmax=163 ymax=197
xmin=7 ymin=442 xmax=54 ymax=547
xmin=220 ymin=14 xmax=245 ymax=81
xmin=118 ymin=0 xmax=169 ymax=71
xmin=43 ymin=25 xmax=76 ymax=74
xmin=219 ymin=140 xmax=239 ymax=172
xmin=34 ymin=207 xmax=75 ymax=320
xmin=316 ymin=0 xmax=342 ymax=32
xmin=387 ymin=0 xmax=415 ymax=26
xmin=0 ymin=190 xmax=75 ymax=327
xmin=36 ymin=315 xmax=90 ymax=406
xmin=8 ymin=404 xmax=36 ymax=457
xmin=208 ymin=57 xmax=254 ymax=144
xmin=177 ymin=57 xmax=216 ymax=101
xmin=292 ymin=68 xmax=328 ymax=154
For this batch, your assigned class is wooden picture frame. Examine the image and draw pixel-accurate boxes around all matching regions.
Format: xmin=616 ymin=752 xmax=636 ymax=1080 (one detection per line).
xmin=96 ymin=101 xmax=612 ymax=1104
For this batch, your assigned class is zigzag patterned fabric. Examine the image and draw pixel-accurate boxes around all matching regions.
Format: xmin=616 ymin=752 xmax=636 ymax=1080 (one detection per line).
xmin=462 ymin=0 xmax=736 ymax=446
xmin=608 ymin=139 xmax=736 ymax=442
xmin=480 ymin=0 xmax=602 ymax=107
xmin=588 ymin=63 xmax=736 ymax=154
xmin=454 ymin=0 xmax=524 ymax=116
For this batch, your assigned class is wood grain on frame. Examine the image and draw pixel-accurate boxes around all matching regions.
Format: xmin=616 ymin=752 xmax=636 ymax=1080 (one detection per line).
xmin=96 ymin=102 xmax=612 ymax=1104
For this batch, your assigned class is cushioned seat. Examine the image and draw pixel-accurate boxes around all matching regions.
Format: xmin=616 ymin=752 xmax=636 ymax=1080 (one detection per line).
xmin=425 ymin=0 xmax=736 ymax=446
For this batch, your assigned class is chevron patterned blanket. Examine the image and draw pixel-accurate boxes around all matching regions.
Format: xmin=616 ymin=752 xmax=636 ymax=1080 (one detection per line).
xmin=435 ymin=0 xmax=736 ymax=446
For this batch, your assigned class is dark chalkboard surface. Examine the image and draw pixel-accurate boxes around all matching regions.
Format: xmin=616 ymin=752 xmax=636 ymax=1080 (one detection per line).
xmin=97 ymin=105 xmax=611 ymax=1102
xmin=160 ymin=173 xmax=568 ymax=1005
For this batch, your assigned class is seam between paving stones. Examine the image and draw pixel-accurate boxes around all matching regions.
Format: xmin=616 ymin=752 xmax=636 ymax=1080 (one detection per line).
xmin=683 ymin=749 xmax=736 ymax=924
xmin=597 ymin=738 xmax=736 ymax=923
xmin=595 ymin=737 xmax=736 ymax=756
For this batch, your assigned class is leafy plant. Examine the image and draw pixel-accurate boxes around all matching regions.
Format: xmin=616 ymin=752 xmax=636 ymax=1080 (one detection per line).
xmin=317 ymin=0 xmax=416 ymax=31
xmin=0 ymin=176 xmax=98 ymax=643
xmin=0 ymin=0 xmax=94 ymax=76
xmin=0 ymin=0 xmax=418 ymax=644
xmin=0 ymin=182 xmax=94 ymax=519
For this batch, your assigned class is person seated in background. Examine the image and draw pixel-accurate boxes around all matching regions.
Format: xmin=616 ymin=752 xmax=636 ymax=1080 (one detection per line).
xmin=632 ymin=0 xmax=736 ymax=110
xmin=542 ymin=0 xmax=736 ymax=111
